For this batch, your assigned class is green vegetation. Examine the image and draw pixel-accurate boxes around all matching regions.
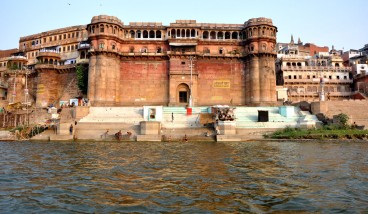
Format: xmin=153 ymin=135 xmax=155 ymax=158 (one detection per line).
xmin=76 ymin=64 xmax=89 ymax=94
xmin=266 ymin=113 xmax=368 ymax=140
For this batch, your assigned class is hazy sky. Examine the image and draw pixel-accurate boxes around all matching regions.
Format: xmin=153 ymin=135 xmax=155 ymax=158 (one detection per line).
xmin=0 ymin=0 xmax=367 ymax=51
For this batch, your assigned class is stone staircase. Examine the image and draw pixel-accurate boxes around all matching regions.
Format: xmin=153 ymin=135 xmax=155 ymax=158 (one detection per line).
xmin=234 ymin=106 xmax=302 ymax=129
xmin=75 ymin=107 xmax=143 ymax=140
xmin=161 ymin=107 xmax=209 ymax=129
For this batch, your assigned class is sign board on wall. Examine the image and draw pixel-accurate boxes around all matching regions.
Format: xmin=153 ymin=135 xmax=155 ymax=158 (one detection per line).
xmin=213 ymin=80 xmax=230 ymax=88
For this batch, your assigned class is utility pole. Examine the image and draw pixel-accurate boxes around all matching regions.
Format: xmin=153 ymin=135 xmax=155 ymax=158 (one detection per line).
xmin=189 ymin=56 xmax=195 ymax=107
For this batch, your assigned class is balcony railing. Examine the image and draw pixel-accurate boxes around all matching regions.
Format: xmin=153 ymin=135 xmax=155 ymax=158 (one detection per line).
xmin=284 ymin=79 xmax=353 ymax=84
xmin=282 ymin=65 xmax=352 ymax=72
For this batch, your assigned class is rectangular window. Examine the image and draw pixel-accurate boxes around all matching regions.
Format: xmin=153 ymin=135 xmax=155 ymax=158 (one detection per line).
xmin=71 ymin=45 xmax=74 ymax=51
xmin=307 ymin=75 xmax=310 ymax=79
xmin=43 ymin=38 xmax=46 ymax=43
xmin=76 ymin=32 xmax=79 ymax=37
xmin=63 ymin=47 xmax=66 ymax=52
xmin=59 ymin=35 xmax=62 ymax=40
xmin=299 ymin=75 xmax=302 ymax=79
xmin=54 ymin=36 xmax=57 ymax=40
xmin=50 ymin=37 xmax=52 ymax=42
xmin=68 ymin=34 xmax=70 ymax=38
xmin=294 ymin=75 xmax=297 ymax=79
xmin=64 ymin=34 xmax=66 ymax=39
xmin=72 ymin=33 xmax=74 ymax=38
xmin=67 ymin=46 xmax=70 ymax=51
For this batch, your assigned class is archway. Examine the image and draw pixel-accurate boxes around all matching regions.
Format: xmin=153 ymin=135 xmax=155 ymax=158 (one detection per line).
xmin=176 ymin=83 xmax=190 ymax=104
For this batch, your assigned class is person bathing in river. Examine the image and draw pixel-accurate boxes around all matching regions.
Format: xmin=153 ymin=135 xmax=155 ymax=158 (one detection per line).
xmin=115 ymin=130 xmax=122 ymax=141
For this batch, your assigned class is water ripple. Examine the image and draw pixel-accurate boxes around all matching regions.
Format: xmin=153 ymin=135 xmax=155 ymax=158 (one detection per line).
xmin=0 ymin=141 xmax=367 ymax=213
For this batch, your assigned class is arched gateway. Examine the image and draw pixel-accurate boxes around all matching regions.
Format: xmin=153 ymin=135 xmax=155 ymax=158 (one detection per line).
xmin=176 ymin=83 xmax=190 ymax=105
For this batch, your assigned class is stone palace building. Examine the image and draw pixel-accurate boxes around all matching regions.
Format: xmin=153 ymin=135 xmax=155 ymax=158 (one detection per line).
xmin=2 ymin=15 xmax=278 ymax=107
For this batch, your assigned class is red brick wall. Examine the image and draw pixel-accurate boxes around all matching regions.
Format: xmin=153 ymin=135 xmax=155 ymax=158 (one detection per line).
xmin=196 ymin=59 xmax=245 ymax=105
xmin=119 ymin=60 xmax=169 ymax=105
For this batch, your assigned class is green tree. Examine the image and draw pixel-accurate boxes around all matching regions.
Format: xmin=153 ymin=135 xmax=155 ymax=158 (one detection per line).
xmin=336 ymin=113 xmax=349 ymax=129
xmin=76 ymin=64 xmax=89 ymax=95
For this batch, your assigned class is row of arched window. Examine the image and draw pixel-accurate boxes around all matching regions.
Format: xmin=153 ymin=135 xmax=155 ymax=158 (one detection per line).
xmin=87 ymin=23 xmax=276 ymax=40
xmin=285 ymin=62 xmax=341 ymax=67
xmin=288 ymin=85 xmax=349 ymax=93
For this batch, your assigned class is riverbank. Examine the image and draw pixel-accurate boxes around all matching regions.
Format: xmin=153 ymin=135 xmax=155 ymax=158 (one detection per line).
xmin=265 ymin=127 xmax=368 ymax=140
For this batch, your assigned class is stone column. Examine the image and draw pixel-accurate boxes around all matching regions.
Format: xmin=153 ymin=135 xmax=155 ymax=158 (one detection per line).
xmin=260 ymin=57 xmax=269 ymax=102
xmin=114 ymin=58 xmax=120 ymax=105
xmin=88 ymin=55 xmax=96 ymax=105
xmin=94 ymin=54 xmax=106 ymax=105
xmin=250 ymin=56 xmax=260 ymax=104
xmin=244 ymin=60 xmax=251 ymax=104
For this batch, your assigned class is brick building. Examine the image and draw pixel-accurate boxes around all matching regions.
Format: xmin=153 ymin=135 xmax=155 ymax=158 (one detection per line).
xmin=3 ymin=15 xmax=278 ymax=108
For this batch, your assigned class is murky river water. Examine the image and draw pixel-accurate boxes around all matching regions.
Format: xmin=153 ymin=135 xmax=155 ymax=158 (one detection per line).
xmin=0 ymin=141 xmax=367 ymax=213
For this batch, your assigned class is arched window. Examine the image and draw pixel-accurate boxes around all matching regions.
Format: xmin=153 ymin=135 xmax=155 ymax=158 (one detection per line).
xmin=249 ymin=29 xmax=252 ymax=37
xmin=181 ymin=29 xmax=185 ymax=37
xmin=156 ymin=30 xmax=162 ymax=38
xmin=297 ymin=62 xmax=302 ymax=67
xmin=136 ymin=30 xmax=141 ymax=38
xmin=286 ymin=62 xmax=291 ymax=66
xmin=231 ymin=32 xmax=238 ymax=39
xmin=191 ymin=29 xmax=195 ymax=37
xmin=186 ymin=29 xmax=190 ymax=37
xmin=100 ymin=25 xmax=104 ymax=33
xmin=218 ymin=32 xmax=224 ymax=39
xmin=130 ymin=30 xmax=135 ymax=38
xmin=203 ymin=31 xmax=209 ymax=39
xmin=335 ymin=63 xmax=340 ymax=67
xmin=143 ymin=30 xmax=148 ymax=38
xmin=210 ymin=31 xmax=216 ymax=39
xmin=49 ymin=59 xmax=53 ymax=64
xmin=171 ymin=29 xmax=176 ymax=38
xmin=149 ymin=30 xmax=155 ymax=38
xmin=177 ymin=29 xmax=180 ymax=37
xmin=225 ymin=32 xmax=230 ymax=39
xmin=292 ymin=62 xmax=296 ymax=67
xmin=44 ymin=59 xmax=48 ymax=64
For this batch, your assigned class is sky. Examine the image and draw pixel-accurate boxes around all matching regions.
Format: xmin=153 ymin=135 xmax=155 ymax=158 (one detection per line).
xmin=0 ymin=0 xmax=367 ymax=51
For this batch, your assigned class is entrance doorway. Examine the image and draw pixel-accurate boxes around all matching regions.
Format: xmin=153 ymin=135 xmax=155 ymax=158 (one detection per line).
xmin=176 ymin=83 xmax=190 ymax=105
xmin=179 ymin=91 xmax=188 ymax=103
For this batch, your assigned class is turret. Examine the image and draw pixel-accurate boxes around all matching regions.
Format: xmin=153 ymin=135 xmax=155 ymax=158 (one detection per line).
xmin=243 ymin=17 xmax=277 ymax=105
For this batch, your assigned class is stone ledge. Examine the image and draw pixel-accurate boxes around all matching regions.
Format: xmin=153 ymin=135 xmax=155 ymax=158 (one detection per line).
xmin=216 ymin=135 xmax=241 ymax=142
xmin=137 ymin=135 xmax=161 ymax=142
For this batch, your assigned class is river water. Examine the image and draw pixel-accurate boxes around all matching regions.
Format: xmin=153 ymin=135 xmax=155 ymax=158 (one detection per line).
xmin=0 ymin=141 xmax=367 ymax=213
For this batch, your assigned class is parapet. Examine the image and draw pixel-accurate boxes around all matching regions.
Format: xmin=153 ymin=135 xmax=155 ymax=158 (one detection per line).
xmin=245 ymin=17 xmax=274 ymax=27
xmin=91 ymin=15 xmax=123 ymax=27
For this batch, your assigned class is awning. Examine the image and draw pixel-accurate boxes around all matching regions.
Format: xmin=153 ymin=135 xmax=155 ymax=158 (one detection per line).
xmin=169 ymin=43 xmax=197 ymax=46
